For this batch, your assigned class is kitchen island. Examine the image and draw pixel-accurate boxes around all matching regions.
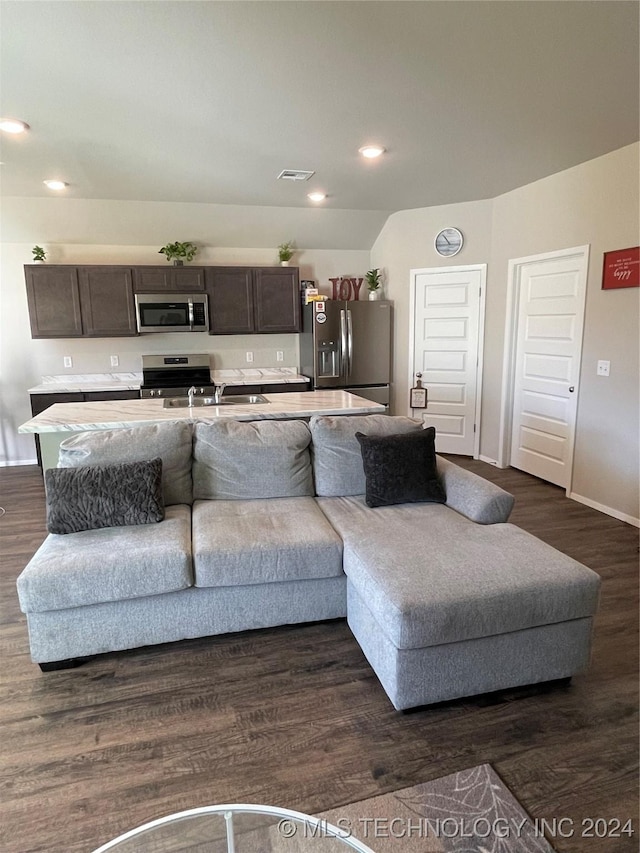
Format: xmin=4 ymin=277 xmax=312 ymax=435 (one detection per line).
xmin=19 ymin=390 xmax=385 ymax=471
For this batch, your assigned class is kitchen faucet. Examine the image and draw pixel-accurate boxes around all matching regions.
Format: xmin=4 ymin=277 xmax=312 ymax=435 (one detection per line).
xmin=213 ymin=383 xmax=227 ymax=404
xmin=187 ymin=386 xmax=197 ymax=407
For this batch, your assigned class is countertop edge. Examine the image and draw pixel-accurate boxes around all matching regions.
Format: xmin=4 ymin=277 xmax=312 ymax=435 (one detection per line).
xmin=28 ymin=374 xmax=311 ymax=394
xmin=19 ymin=392 xmax=384 ymax=433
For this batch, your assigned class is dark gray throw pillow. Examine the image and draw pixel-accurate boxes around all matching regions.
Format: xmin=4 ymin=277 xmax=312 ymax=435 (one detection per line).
xmin=355 ymin=427 xmax=446 ymax=508
xmin=45 ymin=458 xmax=164 ymax=534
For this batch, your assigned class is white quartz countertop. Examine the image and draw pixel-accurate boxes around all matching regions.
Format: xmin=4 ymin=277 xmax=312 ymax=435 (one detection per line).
xmin=28 ymin=373 xmax=143 ymax=393
xmin=19 ymin=390 xmax=383 ymax=434
xmin=27 ymin=368 xmax=309 ymax=394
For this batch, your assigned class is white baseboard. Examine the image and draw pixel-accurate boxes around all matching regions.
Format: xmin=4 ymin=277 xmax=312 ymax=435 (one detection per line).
xmin=478 ymin=455 xmax=500 ymax=466
xmin=569 ymin=492 xmax=640 ymax=528
xmin=0 ymin=458 xmax=38 ymax=468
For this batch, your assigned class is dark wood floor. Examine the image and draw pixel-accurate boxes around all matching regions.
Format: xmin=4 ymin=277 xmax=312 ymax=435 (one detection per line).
xmin=0 ymin=461 xmax=637 ymax=853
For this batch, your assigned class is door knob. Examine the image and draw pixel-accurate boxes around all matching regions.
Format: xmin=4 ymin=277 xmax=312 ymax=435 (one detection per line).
xmin=569 ymin=386 xmax=575 ymax=392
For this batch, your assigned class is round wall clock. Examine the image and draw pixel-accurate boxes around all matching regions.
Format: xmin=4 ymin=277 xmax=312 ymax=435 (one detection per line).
xmin=435 ymin=227 xmax=464 ymax=257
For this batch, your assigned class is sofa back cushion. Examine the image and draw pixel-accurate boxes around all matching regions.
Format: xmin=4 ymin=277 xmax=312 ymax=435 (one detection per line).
xmin=310 ymin=414 xmax=424 ymax=496
xmin=193 ymin=419 xmax=314 ymax=500
xmin=58 ymin=422 xmax=193 ymax=506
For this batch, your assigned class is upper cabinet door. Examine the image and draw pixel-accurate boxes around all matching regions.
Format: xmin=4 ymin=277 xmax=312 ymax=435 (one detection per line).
xmin=133 ymin=266 xmax=205 ymax=292
xmin=206 ymin=268 xmax=254 ymax=334
xmin=254 ymin=268 xmax=301 ymax=333
xmin=25 ymin=266 xmax=83 ymax=338
xmin=78 ymin=267 xmax=137 ymax=336
xmin=132 ymin=267 xmax=173 ymax=291
xmin=172 ymin=267 xmax=205 ymax=291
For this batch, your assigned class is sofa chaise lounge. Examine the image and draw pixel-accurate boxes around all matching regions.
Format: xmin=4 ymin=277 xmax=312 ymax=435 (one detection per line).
xmin=16 ymin=415 xmax=601 ymax=709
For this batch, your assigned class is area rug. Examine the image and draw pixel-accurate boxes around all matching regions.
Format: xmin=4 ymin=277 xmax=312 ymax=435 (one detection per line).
xmin=317 ymin=764 xmax=554 ymax=853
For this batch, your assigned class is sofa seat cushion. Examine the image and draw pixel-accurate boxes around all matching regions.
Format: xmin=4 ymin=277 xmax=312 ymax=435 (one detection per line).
xmin=58 ymin=422 xmax=193 ymax=507
xmin=17 ymin=505 xmax=193 ymax=613
xmin=193 ymin=420 xmax=313 ymax=500
xmin=192 ymin=497 xmax=343 ymax=587
xmin=316 ymin=496 xmax=601 ymax=650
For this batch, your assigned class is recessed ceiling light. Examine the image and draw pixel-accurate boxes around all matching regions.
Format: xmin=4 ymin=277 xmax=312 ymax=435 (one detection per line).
xmin=0 ymin=118 xmax=29 ymax=134
xmin=359 ymin=144 xmax=386 ymax=159
xmin=307 ymin=192 xmax=326 ymax=202
xmin=43 ymin=180 xmax=69 ymax=190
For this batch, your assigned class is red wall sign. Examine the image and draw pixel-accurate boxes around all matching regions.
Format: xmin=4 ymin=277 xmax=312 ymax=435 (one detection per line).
xmin=602 ymin=246 xmax=639 ymax=289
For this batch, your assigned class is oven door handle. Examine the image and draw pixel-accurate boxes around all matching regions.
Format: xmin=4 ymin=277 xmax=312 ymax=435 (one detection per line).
xmin=188 ymin=299 xmax=194 ymax=330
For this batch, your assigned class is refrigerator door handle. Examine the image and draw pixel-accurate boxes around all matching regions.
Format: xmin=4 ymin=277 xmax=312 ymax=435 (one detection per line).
xmin=346 ymin=309 xmax=354 ymax=379
xmin=340 ymin=309 xmax=348 ymax=379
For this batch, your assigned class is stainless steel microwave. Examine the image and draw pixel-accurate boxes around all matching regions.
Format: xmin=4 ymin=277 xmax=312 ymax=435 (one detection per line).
xmin=135 ymin=293 xmax=209 ymax=333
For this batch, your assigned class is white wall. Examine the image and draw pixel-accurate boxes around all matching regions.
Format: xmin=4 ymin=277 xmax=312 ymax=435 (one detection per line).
xmin=489 ymin=144 xmax=639 ymax=523
xmin=371 ymin=143 xmax=640 ymax=523
xmin=370 ymin=199 xmax=494 ymax=413
xmin=0 ymin=237 xmax=368 ymax=465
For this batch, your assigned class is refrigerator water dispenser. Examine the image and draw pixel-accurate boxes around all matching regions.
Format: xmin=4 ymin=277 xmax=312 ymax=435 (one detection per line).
xmin=318 ymin=341 xmax=339 ymax=378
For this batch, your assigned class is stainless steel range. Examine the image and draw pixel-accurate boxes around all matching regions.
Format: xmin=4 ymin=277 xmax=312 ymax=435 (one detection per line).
xmin=140 ymin=354 xmax=215 ymax=398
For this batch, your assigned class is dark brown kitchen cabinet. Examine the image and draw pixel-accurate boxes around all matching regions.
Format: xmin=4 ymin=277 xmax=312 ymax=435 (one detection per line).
xmin=25 ymin=266 xmax=83 ymax=338
xmin=221 ymin=383 xmax=309 ymax=396
xmin=260 ymin=382 xmax=308 ymax=394
xmin=206 ymin=268 xmax=254 ymax=334
xmin=221 ymin=384 xmax=262 ymax=396
xmin=206 ymin=267 xmax=300 ymax=335
xmin=254 ymin=268 xmax=301 ymax=333
xmin=25 ymin=264 xmax=299 ymax=339
xmin=25 ymin=265 xmax=137 ymax=338
xmin=78 ymin=267 xmax=137 ymax=336
xmin=83 ymin=390 xmax=140 ymax=403
xmin=133 ymin=266 xmax=206 ymax=292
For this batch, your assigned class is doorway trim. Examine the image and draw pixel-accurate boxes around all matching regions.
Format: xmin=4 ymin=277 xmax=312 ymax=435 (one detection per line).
xmin=409 ymin=264 xmax=487 ymax=459
xmin=497 ymin=245 xmax=590 ymax=492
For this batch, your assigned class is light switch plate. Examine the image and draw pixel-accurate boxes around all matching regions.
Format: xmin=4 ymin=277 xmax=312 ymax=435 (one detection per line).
xmin=110 ymin=355 xmax=119 ymax=367
xmin=63 ymin=356 xmax=73 ymax=368
xmin=276 ymin=351 xmax=284 ymax=362
xmin=597 ymin=360 xmax=610 ymax=376
xmin=246 ymin=351 xmax=254 ymax=363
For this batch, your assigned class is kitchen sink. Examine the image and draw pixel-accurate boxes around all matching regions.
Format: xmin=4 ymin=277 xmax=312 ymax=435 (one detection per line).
xmin=163 ymin=394 xmax=269 ymax=408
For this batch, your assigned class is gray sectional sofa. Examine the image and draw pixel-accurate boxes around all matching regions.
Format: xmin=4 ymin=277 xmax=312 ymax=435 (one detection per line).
xmin=16 ymin=415 xmax=601 ymax=710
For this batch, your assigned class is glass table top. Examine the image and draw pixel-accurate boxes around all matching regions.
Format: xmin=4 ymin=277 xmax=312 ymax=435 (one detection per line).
xmin=92 ymin=804 xmax=377 ymax=853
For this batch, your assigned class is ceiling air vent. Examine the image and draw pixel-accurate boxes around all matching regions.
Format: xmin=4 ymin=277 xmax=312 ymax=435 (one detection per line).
xmin=277 ymin=169 xmax=315 ymax=182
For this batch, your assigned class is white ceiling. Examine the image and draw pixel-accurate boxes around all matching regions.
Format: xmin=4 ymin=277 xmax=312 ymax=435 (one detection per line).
xmin=1 ymin=1 xmax=638 ymax=215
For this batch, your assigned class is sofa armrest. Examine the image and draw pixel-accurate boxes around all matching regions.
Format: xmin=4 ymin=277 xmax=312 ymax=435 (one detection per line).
xmin=436 ymin=456 xmax=514 ymax=524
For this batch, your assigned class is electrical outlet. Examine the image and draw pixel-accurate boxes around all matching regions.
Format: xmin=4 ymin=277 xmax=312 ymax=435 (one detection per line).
xmin=276 ymin=351 xmax=284 ymax=362
xmin=63 ymin=356 xmax=73 ymax=369
xmin=246 ymin=351 xmax=254 ymax=363
xmin=597 ymin=360 xmax=610 ymax=377
xmin=110 ymin=355 xmax=119 ymax=367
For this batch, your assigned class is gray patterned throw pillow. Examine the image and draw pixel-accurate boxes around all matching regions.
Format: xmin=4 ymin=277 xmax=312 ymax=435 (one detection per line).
xmin=355 ymin=427 xmax=446 ymax=508
xmin=45 ymin=458 xmax=164 ymax=534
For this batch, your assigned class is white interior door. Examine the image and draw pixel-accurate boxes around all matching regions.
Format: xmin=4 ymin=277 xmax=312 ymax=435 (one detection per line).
xmin=411 ymin=266 xmax=485 ymax=455
xmin=509 ymin=248 xmax=588 ymax=488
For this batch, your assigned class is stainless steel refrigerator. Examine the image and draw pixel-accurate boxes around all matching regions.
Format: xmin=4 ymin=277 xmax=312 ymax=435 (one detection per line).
xmin=300 ymin=300 xmax=392 ymax=408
